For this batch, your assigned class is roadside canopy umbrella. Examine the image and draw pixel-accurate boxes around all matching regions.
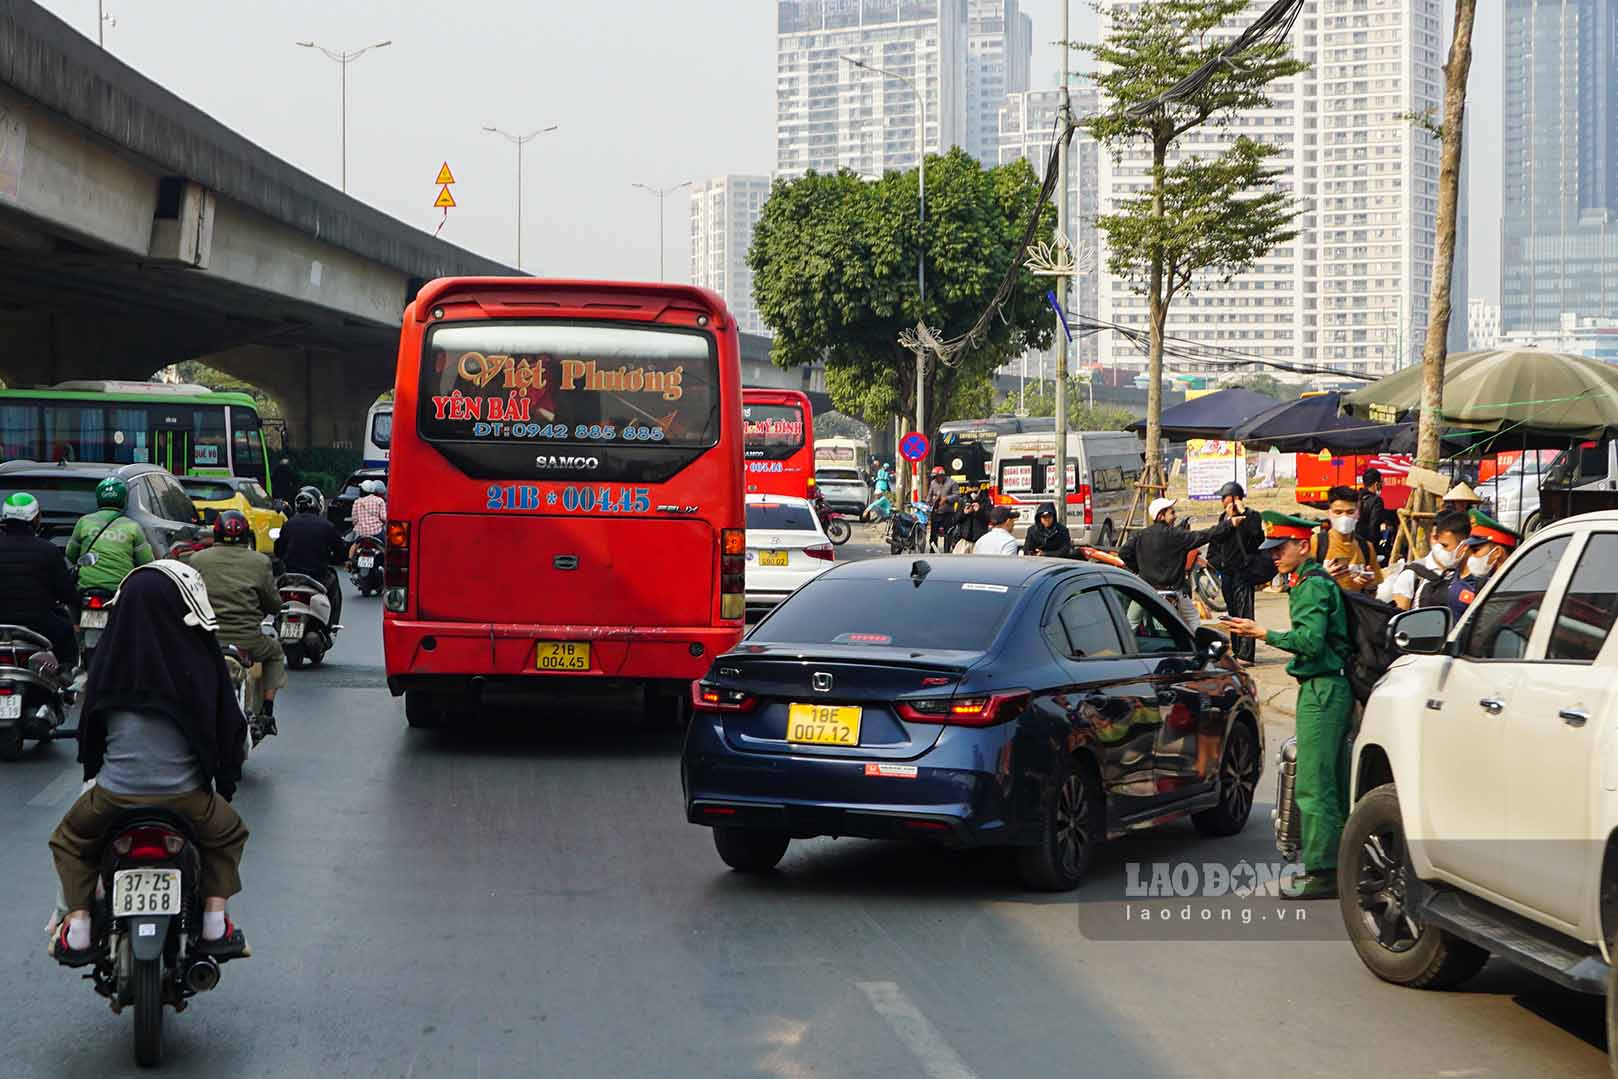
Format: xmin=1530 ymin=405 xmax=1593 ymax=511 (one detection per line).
xmin=1341 ymin=350 xmax=1618 ymax=443
xmin=1126 ymin=387 xmax=1278 ymax=441
xmin=1226 ymin=392 xmax=1406 ymax=453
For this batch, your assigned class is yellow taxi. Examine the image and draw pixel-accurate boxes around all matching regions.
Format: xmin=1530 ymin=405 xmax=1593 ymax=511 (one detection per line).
xmin=180 ymin=476 xmax=286 ymax=553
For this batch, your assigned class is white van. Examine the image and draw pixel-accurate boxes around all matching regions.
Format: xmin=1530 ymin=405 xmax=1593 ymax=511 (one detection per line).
xmin=989 ymin=430 xmax=1144 ymax=546
xmin=813 ymin=437 xmax=869 ymax=473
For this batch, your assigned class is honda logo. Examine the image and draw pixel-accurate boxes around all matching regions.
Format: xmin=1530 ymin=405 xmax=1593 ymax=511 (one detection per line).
xmin=811 ymin=671 xmax=833 ymax=693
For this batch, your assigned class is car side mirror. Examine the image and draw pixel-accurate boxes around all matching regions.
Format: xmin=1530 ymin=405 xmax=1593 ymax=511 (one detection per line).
xmin=1194 ymin=626 xmax=1229 ymax=666
xmin=1388 ymin=606 xmax=1451 ymax=655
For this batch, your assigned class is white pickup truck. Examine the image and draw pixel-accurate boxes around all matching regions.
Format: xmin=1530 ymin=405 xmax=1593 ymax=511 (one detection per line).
xmin=1340 ymin=510 xmax=1618 ymax=1073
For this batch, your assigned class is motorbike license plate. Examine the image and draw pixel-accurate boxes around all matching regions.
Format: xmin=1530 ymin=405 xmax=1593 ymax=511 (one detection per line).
xmin=786 ymin=703 xmax=862 ymax=746
xmin=0 ymin=695 xmax=19 ymax=720
xmin=357 ymin=555 xmax=375 ymax=569
xmin=279 ymin=620 xmax=304 ymax=642
xmin=111 ymin=869 xmax=181 ymax=917
xmin=535 ymin=641 xmax=590 ymax=671
xmin=760 ymin=549 xmax=789 ymax=567
xmin=80 ymin=609 xmax=108 ymax=629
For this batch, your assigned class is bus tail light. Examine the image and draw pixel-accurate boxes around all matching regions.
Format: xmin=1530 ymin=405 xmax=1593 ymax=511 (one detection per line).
xmin=720 ymin=528 xmax=745 ymax=620
xmin=384 ymin=520 xmax=409 ymax=612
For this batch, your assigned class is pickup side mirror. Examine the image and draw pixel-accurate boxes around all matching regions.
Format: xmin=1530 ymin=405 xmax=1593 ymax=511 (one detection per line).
xmin=1387 ymin=606 xmax=1452 ymax=655
xmin=1194 ymin=625 xmax=1230 ymax=666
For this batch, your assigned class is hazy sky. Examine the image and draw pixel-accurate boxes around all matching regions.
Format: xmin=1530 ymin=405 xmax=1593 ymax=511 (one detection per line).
xmin=37 ymin=0 xmax=1501 ymax=301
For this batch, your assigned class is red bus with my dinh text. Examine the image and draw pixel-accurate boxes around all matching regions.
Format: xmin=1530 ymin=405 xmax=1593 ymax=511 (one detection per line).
xmin=382 ymin=279 xmax=746 ymax=728
xmin=742 ymin=388 xmax=814 ymax=500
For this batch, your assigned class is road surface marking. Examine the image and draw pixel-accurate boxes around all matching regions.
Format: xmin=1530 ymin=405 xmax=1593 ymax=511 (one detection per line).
xmin=28 ymin=767 xmax=81 ymax=807
xmin=856 ymin=981 xmax=978 ymax=1079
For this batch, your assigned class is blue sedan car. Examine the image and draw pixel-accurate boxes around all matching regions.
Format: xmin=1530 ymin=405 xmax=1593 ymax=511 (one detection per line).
xmin=682 ymin=555 xmax=1264 ymax=891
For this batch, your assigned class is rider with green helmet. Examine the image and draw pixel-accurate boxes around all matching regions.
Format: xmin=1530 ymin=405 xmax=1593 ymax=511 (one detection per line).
xmin=0 ymin=492 xmax=80 ymax=666
xmin=65 ymin=477 xmax=154 ymax=593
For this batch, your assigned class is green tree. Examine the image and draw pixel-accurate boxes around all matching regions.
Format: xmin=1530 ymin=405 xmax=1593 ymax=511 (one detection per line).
xmin=1000 ymin=382 xmax=1133 ymax=432
xmin=748 ymin=149 xmax=1055 ymax=445
xmin=1221 ymin=372 xmax=1284 ymax=399
xmin=1085 ymin=0 xmax=1305 ymax=486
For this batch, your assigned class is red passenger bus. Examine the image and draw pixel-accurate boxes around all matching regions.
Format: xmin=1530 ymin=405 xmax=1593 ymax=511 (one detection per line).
xmin=741 ymin=388 xmax=813 ymax=499
xmin=382 ymin=279 xmax=746 ymax=728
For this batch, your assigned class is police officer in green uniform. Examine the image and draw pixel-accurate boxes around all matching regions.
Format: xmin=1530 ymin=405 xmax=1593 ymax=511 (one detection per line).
xmin=1222 ymin=511 xmax=1354 ymax=900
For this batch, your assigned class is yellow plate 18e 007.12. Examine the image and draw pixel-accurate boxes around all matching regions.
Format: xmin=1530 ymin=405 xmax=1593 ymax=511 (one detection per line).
xmin=786 ymin=703 xmax=861 ymax=746
xmin=535 ymin=641 xmax=590 ymax=671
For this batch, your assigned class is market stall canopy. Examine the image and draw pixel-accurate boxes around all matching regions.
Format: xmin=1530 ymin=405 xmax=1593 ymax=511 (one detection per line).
xmin=1342 ymin=350 xmax=1618 ymax=441
xmin=1226 ymin=392 xmax=1407 ymax=453
xmin=1125 ymin=388 xmax=1278 ymax=441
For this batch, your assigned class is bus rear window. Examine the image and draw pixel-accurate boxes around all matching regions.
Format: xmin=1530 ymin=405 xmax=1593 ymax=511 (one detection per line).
xmin=419 ymin=323 xmax=719 ymax=448
xmin=743 ymin=404 xmax=805 ymax=461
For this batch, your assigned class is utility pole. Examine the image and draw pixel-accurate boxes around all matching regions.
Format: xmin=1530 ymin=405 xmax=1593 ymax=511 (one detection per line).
xmin=296 ymin=40 xmax=393 ymax=193
xmin=631 ymin=182 xmax=692 ymax=280
xmin=1052 ymin=0 xmax=1072 ymax=524
xmin=483 ymin=124 xmax=559 ymax=271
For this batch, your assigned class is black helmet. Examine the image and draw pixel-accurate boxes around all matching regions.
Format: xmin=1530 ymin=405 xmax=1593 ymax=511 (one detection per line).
xmin=1216 ymin=481 xmax=1246 ymax=500
xmin=293 ymin=486 xmax=324 ymax=515
xmin=213 ymin=509 xmax=252 ymax=546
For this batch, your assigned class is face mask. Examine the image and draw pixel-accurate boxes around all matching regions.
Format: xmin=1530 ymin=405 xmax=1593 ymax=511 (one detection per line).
xmin=1431 ymin=543 xmax=1456 ymax=569
xmin=1465 ymin=553 xmax=1492 ymax=578
xmin=1331 ymin=514 xmax=1358 ymax=536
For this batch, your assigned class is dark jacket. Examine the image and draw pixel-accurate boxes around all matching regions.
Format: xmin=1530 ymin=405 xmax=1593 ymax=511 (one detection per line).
xmin=0 ymin=525 xmax=78 ymax=623
xmin=1355 ymin=489 xmax=1387 ymax=546
xmin=274 ymin=512 xmax=345 ymax=578
xmin=955 ymin=498 xmax=989 ymax=545
xmin=1120 ymin=518 xmax=1232 ymax=592
xmin=270 ymin=463 xmax=299 ymax=501
xmin=1206 ymin=506 xmax=1264 ymax=574
xmin=1023 ymin=502 xmax=1074 ymax=557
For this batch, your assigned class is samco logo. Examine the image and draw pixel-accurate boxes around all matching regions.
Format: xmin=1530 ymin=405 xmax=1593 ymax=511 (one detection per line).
xmin=534 ymin=455 xmax=600 ymax=471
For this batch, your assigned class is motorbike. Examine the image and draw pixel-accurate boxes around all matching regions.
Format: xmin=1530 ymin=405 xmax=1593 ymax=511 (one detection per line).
xmin=1176 ymin=517 xmax=1227 ymax=615
xmin=348 ymin=534 xmax=385 ymax=596
xmin=80 ymin=808 xmax=243 ymax=1066
xmin=810 ymin=492 xmax=852 ymax=546
xmin=275 ymin=572 xmax=337 ymax=669
xmin=77 ymin=586 xmax=116 ymax=668
xmin=0 ymin=624 xmax=73 ymax=760
xmin=222 ymin=617 xmax=277 ymax=747
xmin=886 ymin=501 xmax=930 ymax=555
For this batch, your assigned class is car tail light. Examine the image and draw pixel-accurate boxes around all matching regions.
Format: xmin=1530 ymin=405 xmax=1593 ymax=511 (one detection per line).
xmin=384 ymin=519 xmax=409 ymax=612
xmin=896 ymin=690 xmax=1031 ymax=727
xmin=690 ymin=681 xmax=757 ymax=713
xmin=113 ymin=826 xmax=186 ymax=860
xmin=804 ymin=543 xmax=834 ymax=562
xmin=720 ymin=529 xmax=746 ymax=620
xmin=903 ymin=820 xmax=951 ymax=832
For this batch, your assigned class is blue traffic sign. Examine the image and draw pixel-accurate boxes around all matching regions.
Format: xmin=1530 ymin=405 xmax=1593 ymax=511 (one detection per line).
xmin=900 ymin=432 xmax=930 ymax=463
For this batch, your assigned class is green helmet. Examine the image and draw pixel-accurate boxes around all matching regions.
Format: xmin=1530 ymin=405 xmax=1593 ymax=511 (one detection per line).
xmin=95 ymin=476 xmax=128 ymax=510
xmin=1 ymin=491 xmax=40 ymax=526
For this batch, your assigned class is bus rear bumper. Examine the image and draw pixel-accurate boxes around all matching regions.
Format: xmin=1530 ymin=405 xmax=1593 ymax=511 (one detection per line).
xmin=382 ymin=618 xmax=743 ymax=696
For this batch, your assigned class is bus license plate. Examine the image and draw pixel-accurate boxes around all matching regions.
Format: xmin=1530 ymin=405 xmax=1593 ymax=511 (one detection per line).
xmin=80 ymin=610 xmax=108 ymax=629
xmin=786 ymin=703 xmax=861 ymax=746
xmin=112 ymin=869 xmax=181 ymax=917
xmin=0 ymin=696 xmax=20 ymax=720
xmin=535 ymin=641 xmax=590 ymax=671
xmin=760 ymin=550 xmax=789 ymax=567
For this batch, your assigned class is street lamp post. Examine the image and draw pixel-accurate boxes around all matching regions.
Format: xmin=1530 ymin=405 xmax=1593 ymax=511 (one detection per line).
xmin=483 ymin=124 xmax=559 ymax=271
xmin=631 ymin=181 xmax=692 ymax=280
xmin=841 ymin=53 xmax=927 ymax=494
xmin=296 ymin=39 xmax=393 ymax=192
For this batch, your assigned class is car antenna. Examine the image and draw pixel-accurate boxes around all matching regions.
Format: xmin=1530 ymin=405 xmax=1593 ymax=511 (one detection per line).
xmin=910 ymin=559 xmax=930 ymax=587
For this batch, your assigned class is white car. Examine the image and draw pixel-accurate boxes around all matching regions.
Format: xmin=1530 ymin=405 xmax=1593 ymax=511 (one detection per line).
xmin=1342 ymin=511 xmax=1618 ymax=1060
xmin=812 ymin=467 xmax=871 ymax=515
xmin=743 ymin=494 xmax=834 ymax=613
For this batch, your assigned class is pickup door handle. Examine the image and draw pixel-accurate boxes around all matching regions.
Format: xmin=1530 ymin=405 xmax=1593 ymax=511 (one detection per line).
xmin=1559 ymin=708 xmax=1590 ymax=727
xmin=1478 ymin=697 xmax=1506 ymax=715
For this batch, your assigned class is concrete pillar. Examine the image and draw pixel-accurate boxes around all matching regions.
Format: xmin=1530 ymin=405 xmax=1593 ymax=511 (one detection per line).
xmin=202 ymin=345 xmax=393 ymax=450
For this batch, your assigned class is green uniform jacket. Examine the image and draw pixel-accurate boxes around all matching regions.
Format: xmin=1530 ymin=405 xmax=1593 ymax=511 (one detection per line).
xmin=188 ymin=544 xmax=279 ymax=642
xmin=1263 ymin=560 xmax=1352 ymax=680
xmin=65 ymin=509 xmax=154 ymax=592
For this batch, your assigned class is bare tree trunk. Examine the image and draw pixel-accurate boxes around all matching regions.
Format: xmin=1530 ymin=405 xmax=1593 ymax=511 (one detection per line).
xmin=1144 ymin=136 xmax=1169 ymax=487
xmin=1416 ymin=0 xmax=1476 ymax=476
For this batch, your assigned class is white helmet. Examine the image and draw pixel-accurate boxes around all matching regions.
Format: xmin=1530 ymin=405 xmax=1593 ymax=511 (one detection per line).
xmin=360 ymin=479 xmax=383 ymax=496
xmin=114 ymin=559 xmax=219 ymax=632
xmin=1148 ymin=496 xmax=1177 ymax=522
xmin=1 ymin=491 xmax=40 ymax=525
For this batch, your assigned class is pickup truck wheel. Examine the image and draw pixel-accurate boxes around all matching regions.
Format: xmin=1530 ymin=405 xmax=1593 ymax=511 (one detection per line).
xmin=1339 ymin=783 xmax=1488 ymax=989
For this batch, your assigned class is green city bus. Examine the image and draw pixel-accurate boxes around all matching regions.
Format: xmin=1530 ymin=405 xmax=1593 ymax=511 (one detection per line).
xmin=0 ymin=380 xmax=275 ymax=491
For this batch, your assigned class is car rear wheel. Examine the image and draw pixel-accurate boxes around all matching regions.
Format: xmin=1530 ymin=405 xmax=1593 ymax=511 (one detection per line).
xmin=642 ymin=683 xmax=691 ymax=731
xmin=1523 ymin=510 xmax=1543 ymax=535
xmin=1339 ymin=784 xmax=1488 ymax=989
xmin=1193 ymin=718 xmax=1259 ymax=836
xmin=1017 ymin=758 xmax=1099 ymax=892
xmin=712 ymin=827 xmax=790 ymax=873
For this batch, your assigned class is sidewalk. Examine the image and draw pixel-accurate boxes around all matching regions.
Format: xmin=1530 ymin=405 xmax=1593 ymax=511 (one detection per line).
xmin=1242 ymin=590 xmax=1301 ymax=726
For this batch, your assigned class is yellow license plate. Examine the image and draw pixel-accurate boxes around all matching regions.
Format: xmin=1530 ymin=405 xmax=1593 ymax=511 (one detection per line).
xmin=760 ymin=549 xmax=789 ymax=566
xmin=786 ymin=703 xmax=862 ymax=746
xmin=535 ymin=641 xmax=590 ymax=671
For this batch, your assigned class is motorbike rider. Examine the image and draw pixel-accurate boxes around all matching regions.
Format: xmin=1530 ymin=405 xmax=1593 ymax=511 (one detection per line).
xmin=1022 ymin=501 xmax=1073 ymax=558
xmin=925 ymin=466 xmax=959 ymax=552
xmin=189 ymin=510 xmax=285 ymax=737
xmin=274 ymin=486 xmax=346 ymax=630
xmin=1206 ymin=482 xmax=1266 ymax=663
xmin=346 ymin=479 xmax=387 ymax=562
xmin=47 ymin=560 xmax=250 ymax=966
xmin=0 ymin=492 xmax=80 ymax=668
xmin=65 ymin=476 xmax=154 ymax=594
xmin=1119 ymin=497 xmax=1239 ymax=630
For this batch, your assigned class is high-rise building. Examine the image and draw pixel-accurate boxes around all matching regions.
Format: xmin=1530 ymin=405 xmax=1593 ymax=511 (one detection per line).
xmin=1467 ymin=297 xmax=1501 ymax=351
xmin=776 ymin=0 xmax=967 ymax=178
xmin=966 ymin=1 xmax=1033 ymax=164
xmin=1095 ymin=0 xmax=1447 ymax=378
xmin=690 ymin=175 xmax=773 ymax=337
xmin=1502 ymin=0 xmax=1618 ymax=333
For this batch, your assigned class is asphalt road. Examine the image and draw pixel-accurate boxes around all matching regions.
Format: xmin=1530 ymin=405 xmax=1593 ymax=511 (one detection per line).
xmin=1 ymin=546 xmax=1611 ymax=1078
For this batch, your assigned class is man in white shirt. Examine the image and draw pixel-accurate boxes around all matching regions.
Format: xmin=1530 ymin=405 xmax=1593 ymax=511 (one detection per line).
xmin=972 ymin=507 xmax=1022 ymax=556
xmin=1389 ymin=510 xmax=1472 ymax=611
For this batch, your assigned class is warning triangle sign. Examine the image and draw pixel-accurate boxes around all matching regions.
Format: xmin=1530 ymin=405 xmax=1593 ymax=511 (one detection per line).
xmin=434 ymin=185 xmax=456 ymax=209
xmin=435 ymin=162 xmax=456 ymax=185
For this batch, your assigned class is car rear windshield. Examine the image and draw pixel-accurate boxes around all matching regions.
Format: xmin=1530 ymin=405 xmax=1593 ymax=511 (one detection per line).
xmin=0 ymin=477 xmax=99 ymax=516
xmin=743 ymin=403 xmax=806 ymax=461
xmin=181 ymin=480 xmax=235 ymax=501
xmin=418 ymin=322 xmax=719 ymax=448
xmin=750 ymin=578 xmax=1018 ymax=652
xmin=746 ymin=503 xmax=817 ymax=531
